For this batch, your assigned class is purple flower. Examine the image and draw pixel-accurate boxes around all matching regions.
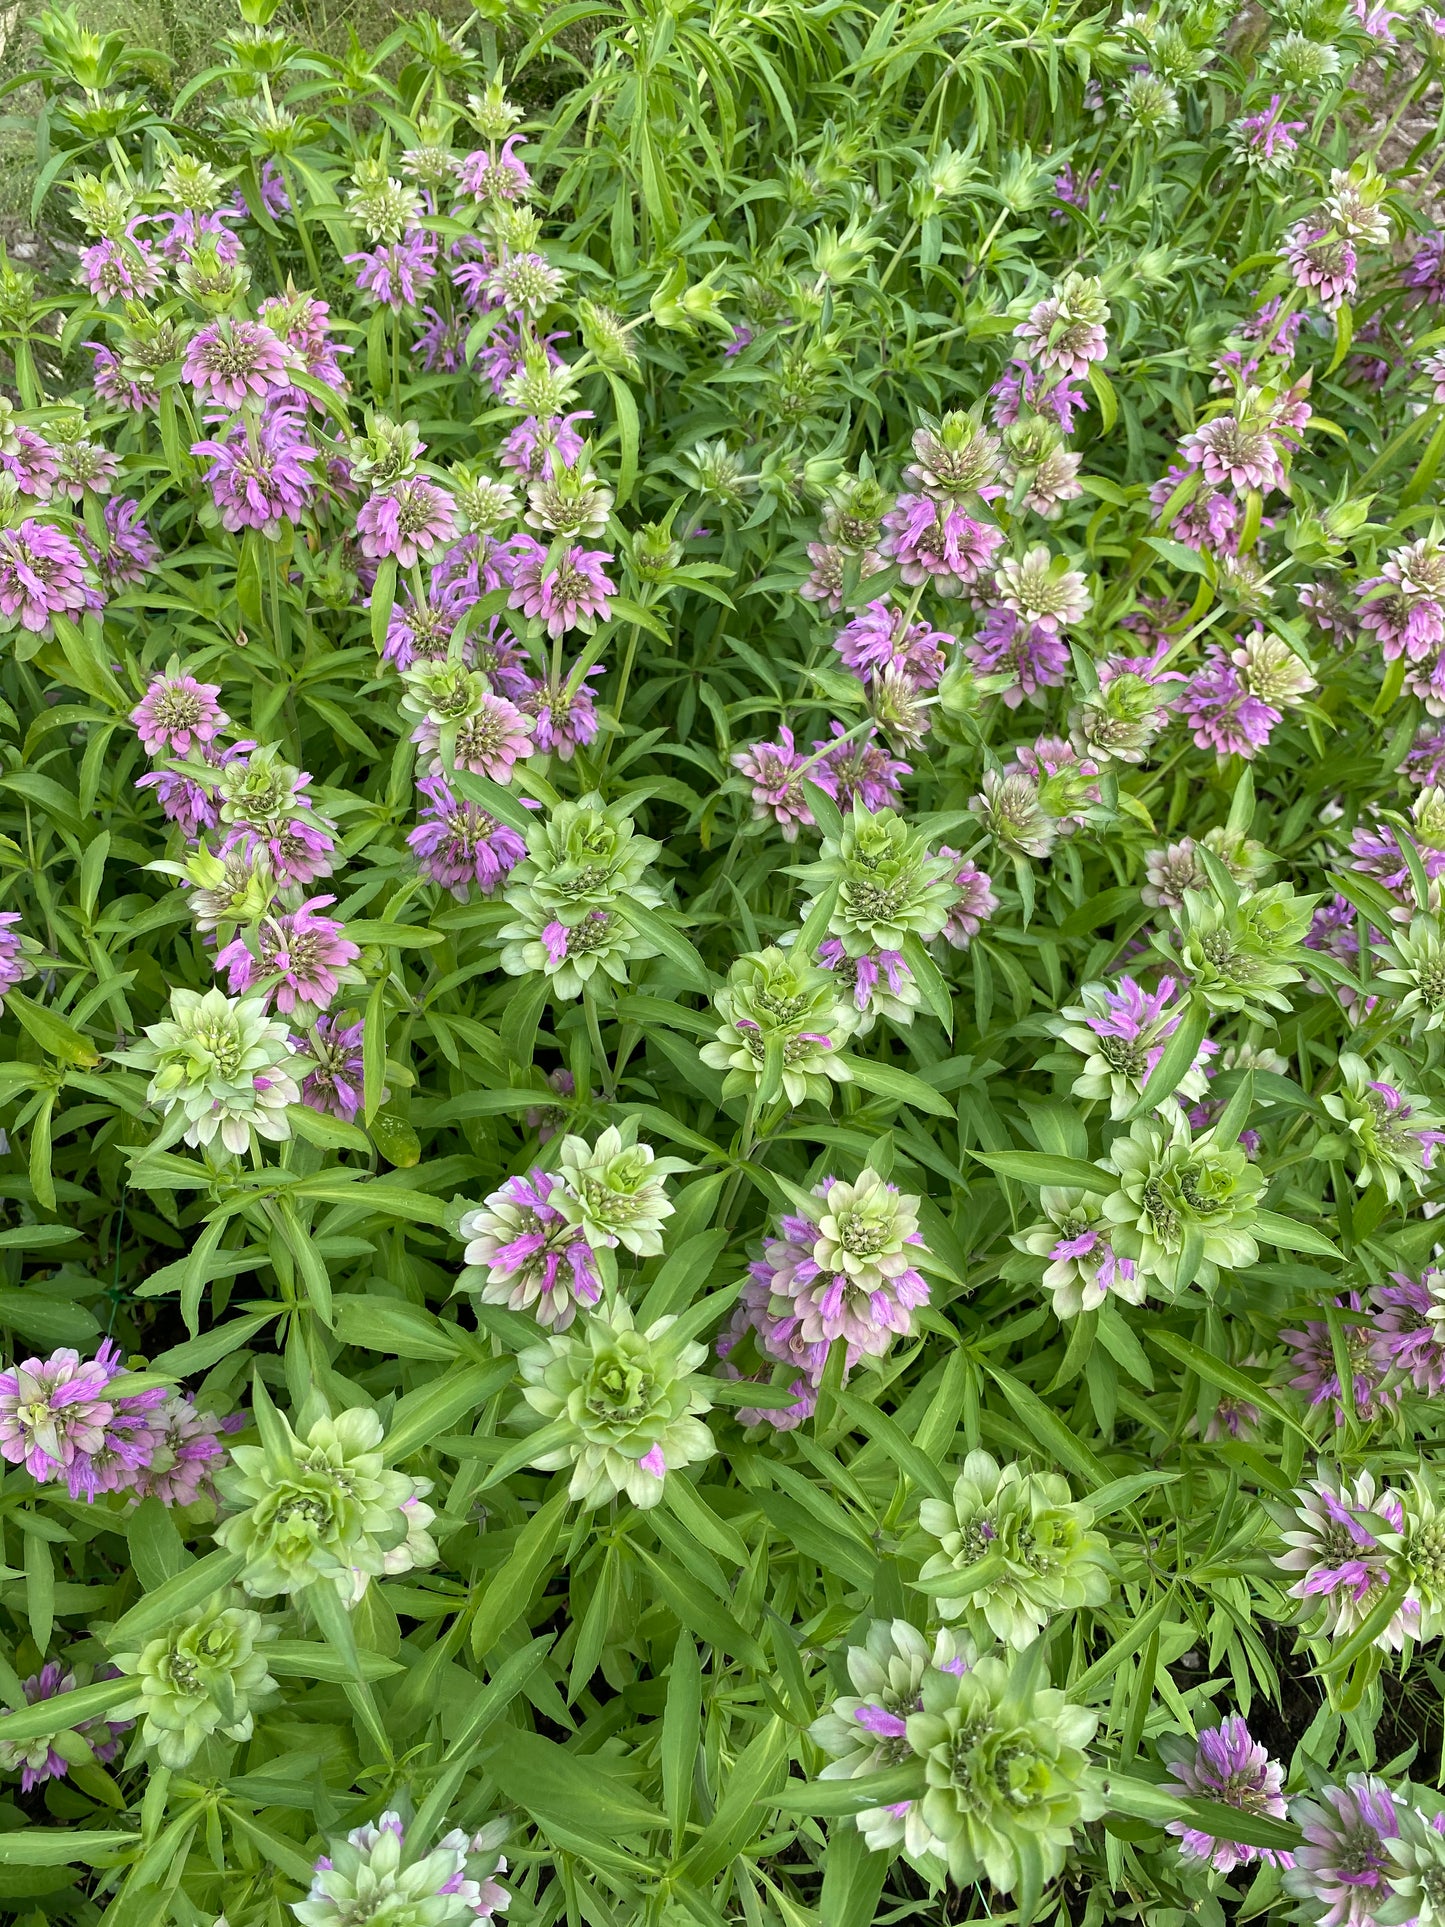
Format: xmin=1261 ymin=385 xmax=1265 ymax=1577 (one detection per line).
xmin=0 ymin=425 xmax=58 ymax=499
xmin=158 ymin=208 xmax=242 ymax=266
xmin=413 ymin=688 xmax=536 ymax=782
xmin=459 ymin=1168 xmax=602 ymax=1329
xmin=937 ymin=851 xmax=997 ymax=949
xmin=1349 ymin=819 xmax=1445 ymax=900
xmin=818 ymin=940 xmax=915 ymax=1018
xmin=833 ymin=599 xmax=949 ymax=689
xmin=516 ymin=668 xmax=601 ymax=760
xmin=732 ymin=728 xmax=814 ymax=840
xmin=0 ymin=912 xmax=28 ymax=1003
xmin=257 ymin=289 xmax=350 ymax=399
xmin=182 ymin=318 xmax=290 ymax=410
xmin=89 ymin=341 xmax=155 ymax=413
xmin=131 ymin=670 xmax=228 ymax=759
xmin=990 ymin=357 xmax=1087 ymax=432
xmin=810 ymin=722 xmax=909 ymax=811
xmin=1165 ymin=1716 xmax=1292 ymax=1872
xmin=965 ymin=605 xmax=1070 ymax=708
xmin=1281 ymin=1293 xmax=1396 ymax=1425
xmin=1369 ymin=1270 xmax=1445 ymax=1395
xmin=413 ymin=306 xmax=473 ymax=373
xmin=128 ymin=1391 xmax=226 ymax=1507
xmin=1284 ymin=1777 xmax=1400 ymax=1927
xmin=0 ymin=1662 xmax=131 ymax=1791
xmin=0 ymin=1339 xmax=167 ymax=1501
xmin=1403 ymin=723 xmax=1445 ymax=788
xmin=357 ymin=480 xmax=459 ymax=567
xmin=1275 ymin=1469 xmax=1415 ymax=1649
xmin=232 ymin=159 xmax=292 ymax=222
xmin=497 ymin=410 xmax=589 ymax=480
xmin=1282 ymin=223 xmax=1358 ymax=313
xmin=1406 ymin=230 xmax=1445 ymax=307
xmin=1231 ymin=94 xmax=1306 ymax=170
xmin=457 ymin=136 xmax=532 ymax=204
xmin=214 ymin=896 xmax=361 ymax=1015
xmin=346 ymin=229 xmax=438 ymax=310
xmin=97 ymin=499 xmax=159 ymax=588
xmin=1179 ymin=414 xmax=1286 ymax=497
xmin=192 ymin=406 xmax=317 ymax=536
xmin=880 ymin=493 xmax=1003 ymax=593
xmin=507 ymin=534 xmax=616 ymax=637
xmin=221 ymin=816 xmax=337 ymax=889
xmin=800 ymin=540 xmax=885 ymax=613
xmin=408 ymin=775 xmax=527 ymax=899
xmin=0 ymin=519 xmax=97 ymax=634
xmin=1175 ymin=649 xmax=1281 ymax=758
xmin=294 ymin=1015 xmax=366 ymax=1122
xmin=756 ymin=1186 xmax=930 ymax=1367
xmin=1150 ymin=463 xmax=1241 ymax=554
xmin=81 ymin=230 xmax=162 ymax=303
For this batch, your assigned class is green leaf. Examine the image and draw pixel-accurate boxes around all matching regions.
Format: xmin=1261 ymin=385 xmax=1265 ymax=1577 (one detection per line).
xmin=1254 ymin=1209 xmax=1341 ymax=1259
xmin=471 ymin=1488 xmax=570 ymax=1645
xmin=615 ymin=893 xmax=714 ymax=992
xmin=331 ymin=1296 xmax=460 ymax=1361
xmin=970 ymin=1149 xmax=1111 ymax=1192
xmin=105 ymin=1549 xmax=246 ymax=1651
xmin=662 ymin=1629 xmax=701 ymax=1853
xmin=843 ymin=1054 xmax=955 ymax=1118
xmin=0 ymin=1829 xmax=137 ymax=1867
xmin=1127 ymin=999 xmax=1209 ymax=1119
xmin=386 ymin=1360 xmax=514 ymax=1461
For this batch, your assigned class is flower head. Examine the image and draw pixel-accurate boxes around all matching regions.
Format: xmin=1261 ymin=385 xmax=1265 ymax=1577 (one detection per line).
xmin=182 ymin=318 xmax=290 ymax=409
xmin=1165 ymin=1717 xmax=1291 ymax=1872
xmin=113 ymin=986 xmax=300 ymax=1159
xmin=458 ymin=1168 xmax=602 ymax=1329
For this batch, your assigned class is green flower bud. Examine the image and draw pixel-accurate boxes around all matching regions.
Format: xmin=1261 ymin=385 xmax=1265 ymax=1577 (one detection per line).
xmin=554 ymin=1118 xmax=686 ymax=1256
xmin=215 ymin=1403 xmax=435 ymax=1599
xmin=515 ymin=1302 xmax=715 ymax=1507
xmin=700 ymin=946 xmax=856 ymax=1107
xmin=111 ymin=1595 xmax=278 ymax=1767
xmin=918 ymin=1451 xmax=1115 ymax=1648
xmin=794 ymin=802 xmax=960 ymax=957
xmin=1321 ymin=1053 xmax=1445 ymax=1204
xmin=1100 ymin=1109 xmax=1264 ymax=1295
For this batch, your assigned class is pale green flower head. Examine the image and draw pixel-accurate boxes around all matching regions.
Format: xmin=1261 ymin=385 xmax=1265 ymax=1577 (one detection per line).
xmin=794 ymin=802 xmax=960 ymax=957
xmin=811 ymin=1166 xmax=923 ymax=1294
xmin=1051 ymin=978 xmax=1213 ymax=1119
xmin=1321 ymin=1053 xmax=1445 ymax=1203
xmin=1382 ymin=1797 xmax=1445 ymax=1927
xmin=507 ymin=791 xmax=662 ymax=917
xmin=496 ymin=896 xmax=660 ymax=1000
xmin=214 ymin=743 xmax=312 ymax=830
xmin=905 ymin=1650 xmax=1102 ymax=1898
xmin=1171 ymin=878 xmax=1316 ymax=1021
xmin=111 ymin=1595 xmax=278 ymax=1768
xmin=812 ymin=1616 xmax=976 ymax=1784
xmin=293 ymin=1810 xmax=508 ymax=1927
xmin=554 ymin=1117 xmax=686 ymax=1256
xmin=215 ymin=1401 xmax=433 ymax=1599
xmin=917 ymin=1450 xmax=1114 ymax=1648
xmin=1379 ymin=914 xmax=1445 ymax=1036
xmin=1011 ymin=1187 xmax=1148 ymax=1318
xmin=699 ymin=946 xmax=857 ymax=1108
xmin=516 ymin=1301 xmax=715 ymax=1507
xmin=1402 ymin=1471 xmax=1445 ymax=1645
xmin=1100 ymin=1108 xmax=1264 ymax=1295
xmin=112 ymin=987 xmax=300 ymax=1158
xmin=398 ymin=658 xmax=487 ymax=729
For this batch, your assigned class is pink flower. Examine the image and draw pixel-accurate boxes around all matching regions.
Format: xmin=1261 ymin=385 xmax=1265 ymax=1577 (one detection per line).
xmin=131 ymin=670 xmax=229 ymax=758
xmin=1150 ymin=463 xmax=1242 ymax=553
xmin=964 ymin=606 xmax=1069 ymax=707
xmin=732 ymin=728 xmax=814 ymax=840
xmin=810 ymin=721 xmax=909 ymax=811
xmin=1179 ymin=415 xmax=1286 ymax=497
xmin=1166 ymin=1716 xmax=1292 ymax=1873
xmin=96 ymin=499 xmax=159 ymax=588
xmin=293 ymin=1016 xmax=366 ymax=1123
xmin=182 ymin=318 xmax=291 ymax=410
xmin=412 ymin=689 xmax=535 ymax=781
xmin=0 ymin=1661 xmax=131 ymax=1790
xmin=457 ymin=136 xmax=532 ymax=204
xmin=192 ymin=405 xmax=317 ymax=536
xmin=0 ymin=519 xmax=97 ymax=634
xmin=1281 ymin=222 xmax=1358 ymax=313
xmin=497 ymin=411 xmax=590 ymax=480
xmin=408 ymin=775 xmax=527 ymax=899
xmin=81 ymin=230 xmax=162 ymax=304
xmin=214 ymin=896 xmax=361 ymax=1015
xmin=357 ymin=479 xmax=459 ymax=567
xmin=507 ymin=534 xmax=616 ymax=637
xmin=0 ymin=1339 xmax=167 ymax=1501
xmin=938 ymin=850 xmax=998 ymax=949
xmin=833 ymin=599 xmax=949 ymax=688
xmin=345 ymin=230 xmax=438 ymax=310
xmin=128 ymin=1392 xmax=227 ymax=1506
xmin=516 ymin=668 xmax=601 ymax=760
xmin=880 ymin=493 xmax=1003 ymax=593
xmin=1175 ymin=649 xmax=1281 ymax=757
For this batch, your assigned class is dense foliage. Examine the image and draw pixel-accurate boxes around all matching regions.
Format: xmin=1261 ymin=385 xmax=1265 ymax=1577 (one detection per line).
xmin=3 ymin=0 xmax=1445 ymax=1922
